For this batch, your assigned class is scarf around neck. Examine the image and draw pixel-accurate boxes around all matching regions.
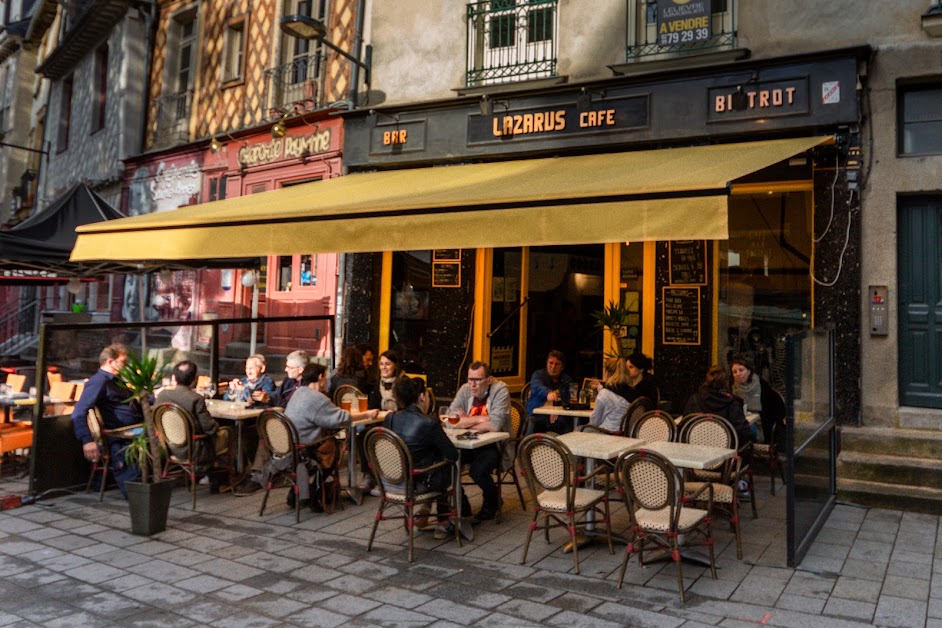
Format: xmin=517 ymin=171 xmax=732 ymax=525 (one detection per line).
xmin=733 ymin=377 xmax=762 ymax=412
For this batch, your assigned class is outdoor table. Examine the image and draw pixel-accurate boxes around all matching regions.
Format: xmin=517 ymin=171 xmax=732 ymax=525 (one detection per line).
xmin=206 ymin=399 xmax=265 ymax=474
xmin=532 ymin=402 xmax=593 ymax=430
xmin=346 ymin=410 xmax=387 ymax=504
xmin=0 ymin=393 xmax=29 ymax=423
xmin=557 ymin=431 xmax=647 ymax=551
xmin=445 ymin=428 xmax=510 ymax=542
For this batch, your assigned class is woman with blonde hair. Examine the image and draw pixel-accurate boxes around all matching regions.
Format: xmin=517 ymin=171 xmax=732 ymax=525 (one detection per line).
xmin=589 ymin=358 xmax=632 ymax=432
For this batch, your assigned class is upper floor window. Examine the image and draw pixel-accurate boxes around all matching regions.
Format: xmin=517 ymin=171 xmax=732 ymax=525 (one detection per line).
xmin=266 ymin=0 xmax=326 ymax=110
xmin=0 ymin=65 xmax=10 ymax=134
xmin=91 ymin=44 xmax=108 ymax=132
xmin=626 ymin=0 xmax=736 ymax=63
xmin=899 ymin=85 xmax=942 ymax=156
xmin=177 ymin=13 xmax=197 ymax=94
xmin=222 ymin=16 xmax=246 ymax=83
xmin=56 ymin=75 xmax=73 ymax=153
xmin=466 ymin=0 xmax=559 ymax=87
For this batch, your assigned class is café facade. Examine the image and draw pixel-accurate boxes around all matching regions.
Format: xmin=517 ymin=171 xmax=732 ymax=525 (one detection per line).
xmin=71 ymin=47 xmax=866 ymax=419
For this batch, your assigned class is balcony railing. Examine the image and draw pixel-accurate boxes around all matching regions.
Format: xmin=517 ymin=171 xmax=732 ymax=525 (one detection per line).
xmin=265 ymin=52 xmax=324 ymax=112
xmin=466 ymin=0 xmax=559 ymax=87
xmin=626 ymin=0 xmax=737 ymax=63
xmin=154 ymin=89 xmax=192 ymax=148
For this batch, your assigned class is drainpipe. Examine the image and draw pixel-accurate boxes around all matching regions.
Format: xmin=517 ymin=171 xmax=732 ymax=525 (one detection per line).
xmin=348 ymin=0 xmax=366 ymax=108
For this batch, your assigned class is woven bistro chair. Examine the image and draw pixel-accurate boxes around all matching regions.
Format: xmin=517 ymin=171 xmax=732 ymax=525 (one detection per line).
xmin=332 ymin=384 xmax=365 ymax=410
xmin=581 ymin=396 xmax=655 ymax=437
xmin=679 ymin=413 xmax=752 ymax=559
xmin=154 ymin=402 xmax=230 ymax=510
xmin=520 ymin=382 xmax=531 ymax=408
xmin=364 ymin=427 xmax=459 ymax=562
xmin=495 ymin=399 xmax=528 ymax=513
xmin=613 ymin=449 xmax=716 ymax=604
xmin=627 ymin=409 xmax=676 ymax=442
xmin=84 ymin=408 xmax=142 ymax=501
xmin=257 ymin=410 xmax=308 ymax=523
xmin=517 ymin=433 xmax=613 ymax=574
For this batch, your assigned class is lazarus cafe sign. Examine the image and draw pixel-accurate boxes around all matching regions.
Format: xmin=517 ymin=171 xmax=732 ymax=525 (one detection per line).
xmin=237 ymin=128 xmax=333 ymax=167
xmin=658 ymin=0 xmax=711 ymax=47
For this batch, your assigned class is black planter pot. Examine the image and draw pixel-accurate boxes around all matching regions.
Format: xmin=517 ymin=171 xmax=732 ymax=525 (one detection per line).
xmin=126 ymin=479 xmax=174 ymax=536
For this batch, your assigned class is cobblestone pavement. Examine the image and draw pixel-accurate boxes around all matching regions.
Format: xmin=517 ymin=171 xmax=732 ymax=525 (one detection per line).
xmin=0 ymin=471 xmax=938 ymax=627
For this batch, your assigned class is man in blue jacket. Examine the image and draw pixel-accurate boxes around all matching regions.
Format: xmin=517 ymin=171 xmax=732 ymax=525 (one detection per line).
xmin=525 ymin=350 xmax=573 ymax=434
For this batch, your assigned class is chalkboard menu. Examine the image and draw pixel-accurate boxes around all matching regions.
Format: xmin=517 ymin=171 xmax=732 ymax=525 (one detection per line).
xmin=669 ymin=240 xmax=707 ymax=285
xmin=432 ymin=262 xmax=461 ymax=288
xmin=662 ymin=287 xmax=701 ymax=345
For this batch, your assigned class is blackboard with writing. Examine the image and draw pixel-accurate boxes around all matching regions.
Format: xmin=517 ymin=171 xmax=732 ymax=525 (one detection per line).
xmin=662 ymin=287 xmax=701 ymax=345
xmin=669 ymin=240 xmax=707 ymax=285
xmin=432 ymin=262 xmax=461 ymax=288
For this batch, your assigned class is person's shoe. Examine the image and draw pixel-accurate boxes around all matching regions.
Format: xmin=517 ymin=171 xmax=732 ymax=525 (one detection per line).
xmin=285 ymin=491 xmax=309 ymax=508
xmin=471 ymin=509 xmax=497 ymax=526
xmin=414 ymin=504 xmax=431 ymax=530
xmin=370 ymin=485 xmax=382 ymax=497
xmin=233 ymin=479 xmax=262 ymax=496
xmin=433 ymin=523 xmax=454 ymax=540
xmin=357 ymin=475 xmax=376 ymax=492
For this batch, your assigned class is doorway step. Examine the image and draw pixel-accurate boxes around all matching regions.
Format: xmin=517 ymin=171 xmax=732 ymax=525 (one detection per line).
xmin=837 ymin=426 xmax=942 ymax=514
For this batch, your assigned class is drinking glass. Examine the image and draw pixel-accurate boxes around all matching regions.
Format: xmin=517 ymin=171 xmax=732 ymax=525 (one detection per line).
xmin=356 ymin=393 xmax=369 ymax=413
xmin=447 ymin=414 xmax=461 ymax=427
xmin=439 ymin=408 xmax=449 ymax=427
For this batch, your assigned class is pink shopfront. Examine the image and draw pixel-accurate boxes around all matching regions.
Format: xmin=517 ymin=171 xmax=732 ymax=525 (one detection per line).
xmin=120 ymin=115 xmax=344 ymax=357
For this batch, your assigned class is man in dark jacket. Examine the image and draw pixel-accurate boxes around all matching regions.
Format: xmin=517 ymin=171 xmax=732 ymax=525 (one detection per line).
xmin=684 ymin=364 xmax=753 ymax=451
xmin=382 ymin=377 xmax=458 ymax=537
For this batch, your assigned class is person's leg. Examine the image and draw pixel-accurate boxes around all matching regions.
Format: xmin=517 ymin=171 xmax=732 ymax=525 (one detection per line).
xmin=110 ymin=441 xmax=140 ymax=499
xmin=468 ymin=445 xmax=500 ymax=517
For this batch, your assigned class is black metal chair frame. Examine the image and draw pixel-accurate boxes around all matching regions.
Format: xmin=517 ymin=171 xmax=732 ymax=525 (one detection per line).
xmin=83 ymin=407 xmax=142 ymax=502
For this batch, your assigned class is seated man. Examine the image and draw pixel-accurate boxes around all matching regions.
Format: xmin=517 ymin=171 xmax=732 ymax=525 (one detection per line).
xmin=447 ymin=361 xmax=511 ymax=524
xmin=382 ymin=377 xmax=458 ymax=538
xmin=252 ymin=350 xmax=309 ymax=407
xmin=70 ymin=344 xmax=143 ymax=498
xmin=235 ymin=364 xmax=378 ymax=508
xmin=526 ymin=350 xmax=574 ymax=435
xmin=224 ymin=354 xmax=276 ymax=406
xmin=155 ymin=360 xmax=231 ymax=492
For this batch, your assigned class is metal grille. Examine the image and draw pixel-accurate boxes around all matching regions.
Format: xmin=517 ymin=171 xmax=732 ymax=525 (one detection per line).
xmin=626 ymin=0 xmax=736 ymax=62
xmin=466 ymin=0 xmax=558 ymax=86
xmin=265 ymin=51 xmax=325 ymax=112
xmin=154 ymin=89 xmax=192 ymax=147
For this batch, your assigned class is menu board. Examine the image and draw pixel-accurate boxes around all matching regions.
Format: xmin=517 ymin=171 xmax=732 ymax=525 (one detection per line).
xmin=662 ymin=287 xmax=701 ymax=345
xmin=669 ymin=240 xmax=707 ymax=285
xmin=432 ymin=262 xmax=461 ymax=288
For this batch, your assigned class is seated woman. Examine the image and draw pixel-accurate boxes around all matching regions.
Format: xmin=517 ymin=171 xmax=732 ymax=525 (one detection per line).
xmin=224 ymin=354 xmax=276 ymax=406
xmin=589 ymin=358 xmax=631 ymax=432
xmin=327 ymin=346 xmax=368 ymax=398
xmin=684 ymin=364 xmax=753 ymax=449
xmin=730 ymin=354 xmax=785 ymax=447
xmin=369 ymin=350 xmax=405 ymax=412
xmin=619 ymin=352 xmax=660 ymax=405
xmin=382 ymin=377 xmax=458 ymax=538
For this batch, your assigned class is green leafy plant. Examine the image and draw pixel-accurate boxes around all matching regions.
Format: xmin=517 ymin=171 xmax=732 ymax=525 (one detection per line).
xmin=592 ymin=300 xmax=632 ymax=359
xmin=116 ymin=352 xmax=170 ymax=483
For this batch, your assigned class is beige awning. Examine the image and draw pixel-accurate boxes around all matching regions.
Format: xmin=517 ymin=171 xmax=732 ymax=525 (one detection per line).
xmin=71 ymin=136 xmax=830 ymax=263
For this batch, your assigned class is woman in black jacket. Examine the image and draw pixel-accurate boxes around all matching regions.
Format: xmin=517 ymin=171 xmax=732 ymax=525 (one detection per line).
xmin=684 ymin=364 xmax=753 ymax=449
xmin=730 ymin=354 xmax=786 ymax=448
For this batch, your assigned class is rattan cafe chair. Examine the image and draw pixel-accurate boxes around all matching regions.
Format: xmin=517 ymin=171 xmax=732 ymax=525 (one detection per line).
xmin=256 ymin=410 xmax=309 ymax=523
xmin=517 ymin=433 xmax=613 ymax=574
xmin=496 ymin=399 xmax=528 ymax=514
xmin=364 ymin=427 xmax=459 ymax=562
xmin=614 ymin=449 xmax=716 ymax=604
xmin=84 ymin=407 xmax=143 ymax=501
xmin=627 ymin=409 xmax=676 ymax=442
xmin=679 ymin=413 xmax=752 ymax=559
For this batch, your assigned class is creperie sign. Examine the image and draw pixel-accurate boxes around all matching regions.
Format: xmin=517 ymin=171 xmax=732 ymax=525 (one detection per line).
xmin=237 ymin=128 xmax=332 ymax=166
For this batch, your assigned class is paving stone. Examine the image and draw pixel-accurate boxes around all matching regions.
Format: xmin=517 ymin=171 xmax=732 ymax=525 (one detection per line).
xmin=494 ymin=598 xmax=562 ymax=622
xmin=729 ymin=574 xmax=787 ymax=607
xmin=234 ymin=550 xmax=305 ymax=573
xmin=783 ymin=572 xmax=835 ymax=599
xmin=591 ymin=601 xmax=684 ymax=627
xmin=319 ymin=592 xmax=384 ymax=616
xmin=874 ymin=595 xmax=928 ymax=628
xmin=289 ymin=563 xmax=343 ymax=583
xmin=546 ymin=591 xmax=604 ymax=614
xmin=63 ymin=561 xmax=126 ymax=584
xmin=190 ymin=557 xmax=265 ymax=581
xmin=415 ymin=598 xmax=492 ymax=623
xmin=324 ymin=573 xmax=378 ymax=595
xmin=123 ymin=581 xmax=198 ymax=608
xmin=883 ymin=574 xmax=930 ymax=601
xmin=74 ymin=590 xmax=147 ymax=620
xmin=363 ymin=585 xmax=434 ymax=609
xmin=830 ymin=575 xmax=882 ymax=603
xmin=239 ymin=592 xmax=309 ymax=618
xmin=282 ymin=606 xmax=351 ymax=627
xmin=94 ymin=548 xmax=152 ymax=569
xmin=43 ymin=610 xmax=115 ymax=628
xmin=211 ymin=583 xmax=264 ymax=602
xmin=175 ymin=574 xmax=234 ymax=594
xmin=4 ymin=567 xmax=66 ymax=588
xmin=776 ymin=592 xmax=827 ymax=614
xmin=822 ymin=597 xmax=876 ymax=623
xmin=840 ymin=558 xmax=887 ymax=582
xmin=887 ymin=557 xmax=933 ymax=581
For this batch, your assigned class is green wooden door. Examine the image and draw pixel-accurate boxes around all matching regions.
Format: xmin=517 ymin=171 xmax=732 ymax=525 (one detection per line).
xmin=899 ymin=198 xmax=942 ymax=408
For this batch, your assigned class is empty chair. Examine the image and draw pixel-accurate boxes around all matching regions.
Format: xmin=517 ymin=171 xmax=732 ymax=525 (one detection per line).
xmin=614 ymin=449 xmax=717 ymax=603
xmin=627 ymin=409 xmax=676 ymax=442
xmin=680 ymin=413 xmax=752 ymax=559
xmin=517 ymin=433 xmax=613 ymax=574
xmin=49 ymin=381 xmax=76 ymax=401
xmin=496 ymin=399 xmax=528 ymax=512
xmin=5 ymin=373 xmax=26 ymax=393
xmin=364 ymin=427 xmax=459 ymax=562
xmin=46 ymin=371 xmax=63 ymax=386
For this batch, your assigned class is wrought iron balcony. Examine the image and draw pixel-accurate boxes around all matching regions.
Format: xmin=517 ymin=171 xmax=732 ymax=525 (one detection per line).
xmin=265 ymin=52 xmax=324 ymax=112
xmin=626 ymin=0 xmax=737 ymax=63
xmin=154 ymin=89 xmax=192 ymax=148
xmin=466 ymin=0 xmax=559 ymax=86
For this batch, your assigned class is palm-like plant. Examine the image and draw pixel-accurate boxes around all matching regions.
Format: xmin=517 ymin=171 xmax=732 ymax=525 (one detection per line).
xmin=592 ymin=300 xmax=632 ymax=359
xmin=116 ymin=352 xmax=169 ymax=483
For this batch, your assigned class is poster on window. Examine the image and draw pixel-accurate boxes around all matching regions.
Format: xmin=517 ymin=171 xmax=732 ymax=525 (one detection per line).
xmin=657 ymin=0 xmax=711 ymax=48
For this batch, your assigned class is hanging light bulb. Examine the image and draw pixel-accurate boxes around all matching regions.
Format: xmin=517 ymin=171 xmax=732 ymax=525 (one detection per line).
xmin=241 ymin=270 xmax=257 ymax=287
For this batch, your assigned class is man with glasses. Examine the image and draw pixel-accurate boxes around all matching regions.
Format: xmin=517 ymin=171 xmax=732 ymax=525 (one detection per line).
xmin=447 ymin=361 xmax=510 ymax=524
xmin=252 ymin=349 xmax=310 ymax=407
xmin=71 ymin=343 xmax=144 ymax=498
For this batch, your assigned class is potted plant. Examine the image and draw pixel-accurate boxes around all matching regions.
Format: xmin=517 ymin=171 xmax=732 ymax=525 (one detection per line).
xmin=592 ymin=300 xmax=633 ymax=359
xmin=117 ymin=352 xmax=172 ymax=536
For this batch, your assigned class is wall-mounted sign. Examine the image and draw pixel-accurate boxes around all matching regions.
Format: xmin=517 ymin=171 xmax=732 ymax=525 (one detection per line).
xmin=237 ymin=129 xmax=332 ymax=167
xmin=669 ymin=240 xmax=707 ymax=285
xmin=432 ymin=261 xmax=461 ymax=288
xmin=467 ymin=96 xmax=648 ymax=144
xmin=657 ymin=0 xmax=711 ymax=47
xmin=662 ymin=286 xmax=701 ymax=346
xmin=433 ymin=249 xmax=461 ymax=261
xmin=708 ymin=79 xmax=810 ymax=121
